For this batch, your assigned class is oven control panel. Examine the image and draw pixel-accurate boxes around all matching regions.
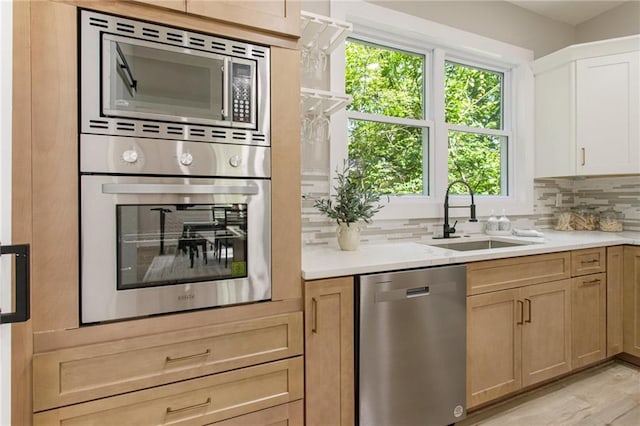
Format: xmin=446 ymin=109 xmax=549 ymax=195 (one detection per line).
xmin=81 ymin=134 xmax=270 ymax=178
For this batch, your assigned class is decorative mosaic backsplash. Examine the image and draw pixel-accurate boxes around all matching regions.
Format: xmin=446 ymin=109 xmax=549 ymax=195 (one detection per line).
xmin=302 ymin=173 xmax=640 ymax=246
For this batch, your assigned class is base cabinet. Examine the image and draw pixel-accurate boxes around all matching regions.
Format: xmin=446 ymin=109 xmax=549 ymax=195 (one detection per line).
xmin=467 ymin=280 xmax=571 ymax=408
xmin=304 ymin=277 xmax=354 ymax=426
xmin=34 ymin=358 xmax=303 ymax=426
xmin=571 ymin=274 xmax=607 ymax=368
xmin=623 ymin=246 xmax=640 ymax=357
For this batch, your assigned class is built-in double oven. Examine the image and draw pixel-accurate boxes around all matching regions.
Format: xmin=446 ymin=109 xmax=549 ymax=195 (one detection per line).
xmin=79 ymin=10 xmax=271 ymax=324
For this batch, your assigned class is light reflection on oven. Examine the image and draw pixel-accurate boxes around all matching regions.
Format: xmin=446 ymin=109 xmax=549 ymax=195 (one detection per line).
xmin=117 ymin=204 xmax=248 ymax=290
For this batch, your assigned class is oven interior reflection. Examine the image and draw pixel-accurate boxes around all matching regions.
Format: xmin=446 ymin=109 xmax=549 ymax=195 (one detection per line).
xmin=117 ymin=203 xmax=248 ymax=290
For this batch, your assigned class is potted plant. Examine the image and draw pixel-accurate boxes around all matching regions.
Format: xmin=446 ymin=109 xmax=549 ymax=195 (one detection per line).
xmin=314 ymin=160 xmax=384 ymax=250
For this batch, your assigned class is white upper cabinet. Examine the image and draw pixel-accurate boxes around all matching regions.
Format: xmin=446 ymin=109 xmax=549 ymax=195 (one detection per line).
xmin=532 ymin=36 xmax=639 ymax=178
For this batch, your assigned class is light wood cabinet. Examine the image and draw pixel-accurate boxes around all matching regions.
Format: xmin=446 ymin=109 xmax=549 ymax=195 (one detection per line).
xmin=304 ymin=277 xmax=354 ymax=426
xmin=607 ymin=246 xmax=624 ymax=356
xmin=468 ymin=279 xmax=572 ymax=408
xmin=33 ymin=357 xmax=303 ymax=426
xmin=467 ymin=252 xmax=571 ymax=295
xmin=521 ymin=280 xmax=572 ymax=386
xmin=210 ymin=400 xmax=303 ymax=426
xmin=33 ymin=313 xmax=303 ymax=411
xmin=130 ymin=0 xmax=186 ymax=11
xmin=467 ymin=289 xmax=522 ymax=408
xmin=571 ymin=273 xmax=607 ymax=368
xmin=532 ymin=36 xmax=640 ymax=177
xmin=623 ymin=245 xmax=640 ymax=357
xmin=186 ymin=0 xmax=300 ymax=37
xmin=571 ymin=247 xmax=606 ymax=277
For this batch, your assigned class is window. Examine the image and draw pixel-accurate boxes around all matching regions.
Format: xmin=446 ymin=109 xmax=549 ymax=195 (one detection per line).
xmin=331 ymin=0 xmax=534 ymax=219
xmin=345 ymin=40 xmax=430 ymax=195
xmin=445 ymin=61 xmax=510 ymax=196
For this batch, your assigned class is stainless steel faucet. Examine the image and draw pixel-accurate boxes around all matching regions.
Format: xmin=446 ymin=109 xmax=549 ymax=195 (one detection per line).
xmin=439 ymin=180 xmax=478 ymax=239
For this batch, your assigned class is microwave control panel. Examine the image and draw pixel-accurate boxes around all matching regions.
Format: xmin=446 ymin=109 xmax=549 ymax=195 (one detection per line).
xmin=232 ymin=63 xmax=253 ymax=124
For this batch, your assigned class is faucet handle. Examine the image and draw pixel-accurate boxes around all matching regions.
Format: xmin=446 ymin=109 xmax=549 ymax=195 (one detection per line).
xmin=450 ymin=220 xmax=458 ymax=234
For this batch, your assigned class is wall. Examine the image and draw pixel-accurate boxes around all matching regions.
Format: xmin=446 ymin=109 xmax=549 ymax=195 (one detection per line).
xmin=576 ymin=1 xmax=640 ymax=43
xmin=368 ymin=0 xmax=576 ymax=58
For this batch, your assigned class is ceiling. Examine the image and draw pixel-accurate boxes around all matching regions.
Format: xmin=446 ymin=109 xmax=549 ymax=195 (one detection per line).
xmin=507 ymin=1 xmax=627 ymax=26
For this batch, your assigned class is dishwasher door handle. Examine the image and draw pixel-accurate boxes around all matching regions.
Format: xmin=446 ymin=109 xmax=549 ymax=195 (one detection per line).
xmin=406 ymin=286 xmax=430 ymax=298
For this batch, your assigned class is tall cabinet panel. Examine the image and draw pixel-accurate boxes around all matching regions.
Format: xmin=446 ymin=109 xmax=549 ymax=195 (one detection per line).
xmin=304 ymin=277 xmax=354 ymax=426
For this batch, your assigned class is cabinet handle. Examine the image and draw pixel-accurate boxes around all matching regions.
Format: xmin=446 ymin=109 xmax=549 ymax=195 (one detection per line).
xmin=582 ymin=278 xmax=601 ymax=285
xmin=581 ymin=259 xmax=599 ymax=264
xmin=165 ymin=349 xmax=210 ymax=364
xmin=311 ymin=297 xmax=318 ymax=333
xmin=517 ymin=300 xmax=524 ymax=325
xmin=525 ymin=298 xmax=532 ymax=323
xmin=166 ymin=397 xmax=211 ymax=414
xmin=581 ymin=147 xmax=586 ymax=166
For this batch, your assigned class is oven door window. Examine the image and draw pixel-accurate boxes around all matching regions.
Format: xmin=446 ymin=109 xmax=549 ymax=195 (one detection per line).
xmin=103 ymin=34 xmax=226 ymax=125
xmin=116 ymin=204 xmax=248 ymax=290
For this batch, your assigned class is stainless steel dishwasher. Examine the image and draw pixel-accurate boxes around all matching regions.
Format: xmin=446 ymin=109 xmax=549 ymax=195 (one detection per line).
xmin=357 ymin=265 xmax=467 ymax=426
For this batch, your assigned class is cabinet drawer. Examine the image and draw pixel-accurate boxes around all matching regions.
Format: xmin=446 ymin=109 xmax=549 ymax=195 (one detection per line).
xmin=467 ymin=252 xmax=571 ymax=295
xmin=34 ymin=312 xmax=303 ymax=411
xmin=34 ymin=357 xmax=303 ymax=426
xmin=571 ymin=247 xmax=606 ymax=276
xmin=210 ymin=400 xmax=303 ymax=426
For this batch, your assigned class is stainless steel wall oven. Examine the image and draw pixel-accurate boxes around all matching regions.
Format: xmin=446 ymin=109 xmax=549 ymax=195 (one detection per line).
xmin=79 ymin=10 xmax=272 ymax=324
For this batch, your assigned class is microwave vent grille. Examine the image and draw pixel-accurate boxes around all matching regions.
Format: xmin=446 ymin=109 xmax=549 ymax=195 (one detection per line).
xmin=251 ymin=49 xmax=266 ymax=58
xmin=211 ymin=41 xmax=226 ymax=52
xmin=83 ymin=117 xmax=269 ymax=146
xmin=88 ymin=17 xmax=109 ymax=29
xmin=116 ymin=122 xmax=136 ymax=132
xmin=142 ymin=27 xmax=160 ymax=39
xmin=166 ymin=126 xmax=184 ymax=136
xmin=189 ymin=37 xmax=206 ymax=48
xmin=88 ymin=120 xmax=109 ymax=129
xmin=231 ymin=46 xmax=248 ymax=56
xmin=166 ymin=32 xmax=184 ymax=43
xmin=116 ymin=22 xmax=135 ymax=34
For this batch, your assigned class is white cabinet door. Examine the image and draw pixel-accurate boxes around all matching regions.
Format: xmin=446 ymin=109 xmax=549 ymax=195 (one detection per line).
xmin=576 ymin=52 xmax=640 ymax=175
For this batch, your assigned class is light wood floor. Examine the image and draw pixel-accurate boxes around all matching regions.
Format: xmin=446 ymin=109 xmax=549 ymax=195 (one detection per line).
xmin=460 ymin=362 xmax=640 ymax=426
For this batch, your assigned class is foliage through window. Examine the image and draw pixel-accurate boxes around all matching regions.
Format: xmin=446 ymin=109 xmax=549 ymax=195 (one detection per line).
xmin=345 ymin=40 xmax=428 ymax=195
xmin=345 ymin=39 xmax=511 ymax=197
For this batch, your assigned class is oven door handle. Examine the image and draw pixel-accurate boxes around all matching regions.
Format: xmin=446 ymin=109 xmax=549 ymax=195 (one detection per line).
xmin=102 ymin=183 xmax=259 ymax=195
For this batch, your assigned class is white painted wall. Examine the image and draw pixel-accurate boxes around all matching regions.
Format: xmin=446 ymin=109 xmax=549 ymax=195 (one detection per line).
xmin=576 ymin=1 xmax=640 ymax=43
xmin=368 ymin=0 xmax=576 ymax=58
xmin=0 ymin=0 xmax=13 ymax=424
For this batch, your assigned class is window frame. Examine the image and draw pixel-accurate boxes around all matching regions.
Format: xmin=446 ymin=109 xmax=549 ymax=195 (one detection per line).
xmin=330 ymin=0 xmax=535 ymax=220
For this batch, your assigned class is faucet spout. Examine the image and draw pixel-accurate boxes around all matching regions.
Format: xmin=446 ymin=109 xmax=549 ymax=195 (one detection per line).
xmin=440 ymin=180 xmax=478 ymax=239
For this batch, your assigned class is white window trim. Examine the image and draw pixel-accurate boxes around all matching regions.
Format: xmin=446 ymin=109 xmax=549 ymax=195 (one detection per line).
xmin=330 ymin=0 xmax=535 ymax=220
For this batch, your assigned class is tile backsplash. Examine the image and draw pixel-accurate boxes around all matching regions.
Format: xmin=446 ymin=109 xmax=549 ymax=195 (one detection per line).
xmin=302 ymin=174 xmax=640 ymax=246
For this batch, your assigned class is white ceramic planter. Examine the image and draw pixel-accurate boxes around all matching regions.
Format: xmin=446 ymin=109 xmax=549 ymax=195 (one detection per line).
xmin=337 ymin=222 xmax=361 ymax=251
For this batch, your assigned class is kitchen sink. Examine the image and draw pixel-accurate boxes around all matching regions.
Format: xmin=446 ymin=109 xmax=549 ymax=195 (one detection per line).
xmin=426 ymin=238 xmax=534 ymax=251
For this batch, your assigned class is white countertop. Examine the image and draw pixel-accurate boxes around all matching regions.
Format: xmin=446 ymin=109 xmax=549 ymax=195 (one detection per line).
xmin=302 ymin=230 xmax=640 ymax=280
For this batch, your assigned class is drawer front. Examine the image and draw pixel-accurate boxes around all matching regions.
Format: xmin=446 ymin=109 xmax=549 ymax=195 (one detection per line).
xmin=467 ymin=252 xmax=571 ymax=295
xmin=34 ymin=312 xmax=303 ymax=411
xmin=571 ymin=248 xmax=606 ymax=276
xmin=210 ymin=400 xmax=303 ymax=426
xmin=34 ymin=357 xmax=304 ymax=426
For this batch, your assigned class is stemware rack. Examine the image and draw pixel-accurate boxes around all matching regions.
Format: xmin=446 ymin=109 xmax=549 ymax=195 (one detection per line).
xmin=300 ymin=11 xmax=353 ymax=55
xmin=301 ymin=88 xmax=352 ymax=116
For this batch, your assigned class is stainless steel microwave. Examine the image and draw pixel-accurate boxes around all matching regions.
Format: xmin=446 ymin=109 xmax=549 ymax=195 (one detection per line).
xmin=80 ymin=10 xmax=270 ymax=146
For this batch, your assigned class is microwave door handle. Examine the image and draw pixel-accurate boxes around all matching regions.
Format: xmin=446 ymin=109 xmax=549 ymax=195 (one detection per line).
xmin=102 ymin=183 xmax=259 ymax=195
xmin=115 ymin=42 xmax=137 ymax=95
xmin=221 ymin=57 xmax=230 ymax=121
